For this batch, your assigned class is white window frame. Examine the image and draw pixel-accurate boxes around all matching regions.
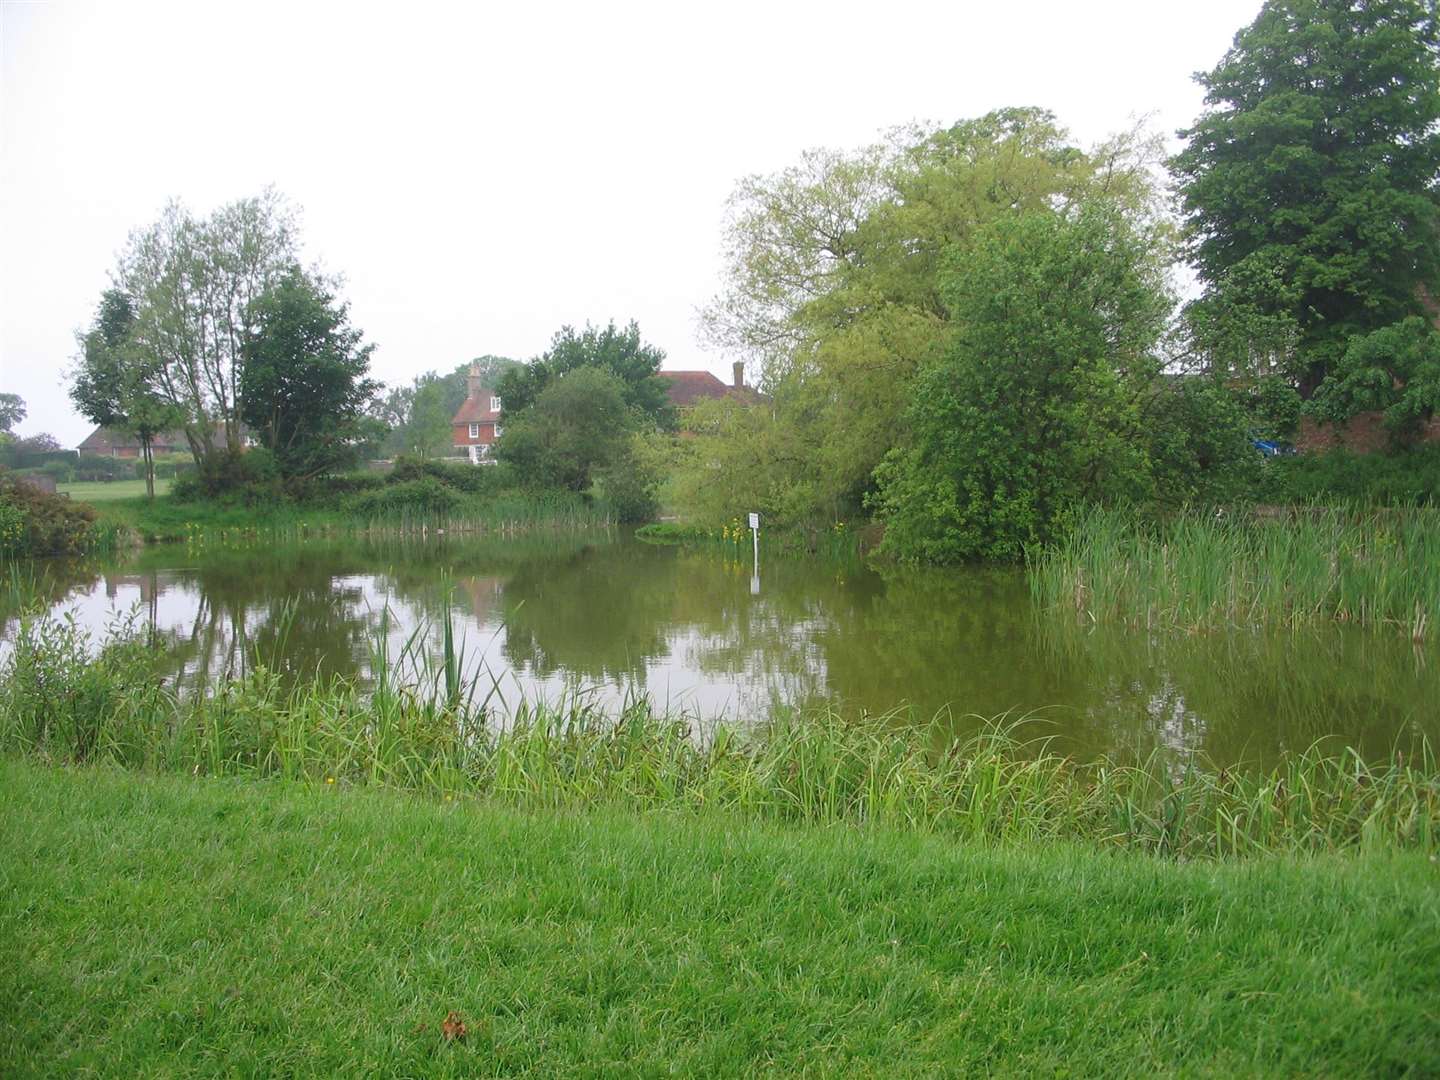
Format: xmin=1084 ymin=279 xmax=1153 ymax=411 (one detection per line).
xmin=494 ymin=424 xmax=503 ymax=439
xmin=468 ymin=423 xmax=479 ymax=439
xmin=490 ymin=396 xmax=502 ymax=413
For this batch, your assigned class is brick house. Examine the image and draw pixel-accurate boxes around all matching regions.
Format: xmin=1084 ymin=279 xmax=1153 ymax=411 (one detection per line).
xmin=658 ymin=362 xmax=766 ymax=410
xmin=452 ymin=363 xmax=503 ymax=464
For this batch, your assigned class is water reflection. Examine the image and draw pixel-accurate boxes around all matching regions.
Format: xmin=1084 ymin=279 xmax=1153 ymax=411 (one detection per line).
xmin=5 ymin=532 xmax=1437 ymax=766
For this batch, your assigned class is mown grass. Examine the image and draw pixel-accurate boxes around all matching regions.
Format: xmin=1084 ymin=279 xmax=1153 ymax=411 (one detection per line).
xmin=57 ymin=478 xmax=173 ymax=502
xmin=2 ymin=759 xmax=1437 ymax=1076
xmin=3 ymin=606 xmax=1437 ymax=860
xmin=1031 ymin=504 xmax=1440 ymax=638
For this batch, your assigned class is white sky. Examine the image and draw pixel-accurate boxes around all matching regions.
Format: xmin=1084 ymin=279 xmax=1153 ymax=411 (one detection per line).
xmin=0 ymin=0 xmax=1261 ymax=446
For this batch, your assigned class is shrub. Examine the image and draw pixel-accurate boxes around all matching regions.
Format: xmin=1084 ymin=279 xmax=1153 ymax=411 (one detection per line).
xmin=0 ymin=469 xmax=99 ymax=556
xmin=349 ymin=477 xmax=461 ymax=517
xmin=1256 ymin=446 xmax=1440 ymax=505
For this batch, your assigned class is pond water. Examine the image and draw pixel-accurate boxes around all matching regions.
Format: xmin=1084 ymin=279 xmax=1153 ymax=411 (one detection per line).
xmin=6 ymin=530 xmax=1437 ymax=766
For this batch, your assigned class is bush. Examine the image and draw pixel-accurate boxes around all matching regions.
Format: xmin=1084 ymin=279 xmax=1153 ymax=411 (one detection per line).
xmin=348 ymin=477 xmax=462 ymax=517
xmin=1256 ymin=446 xmax=1440 ymax=505
xmin=387 ymin=456 xmax=517 ymax=496
xmin=0 ymin=470 xmax=99 ymax=556
xmin=73 ymin=454 xmax=133 ymax=482
xmin=39 ymin=460 xmax=75 ymax=485
xmin=174 ymin=448 xmax=284 ymax=505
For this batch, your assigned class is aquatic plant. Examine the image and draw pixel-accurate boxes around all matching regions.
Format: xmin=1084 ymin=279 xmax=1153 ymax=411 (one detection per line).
xmin=1030 ymin=504 xmax=1440 ymax=639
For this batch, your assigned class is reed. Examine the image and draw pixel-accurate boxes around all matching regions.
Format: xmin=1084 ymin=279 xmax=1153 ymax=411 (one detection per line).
xmin=2 ymin=606 xmax=1435 ymax=860
xmin=1030 ymin=504 xmax=1440 ymax=638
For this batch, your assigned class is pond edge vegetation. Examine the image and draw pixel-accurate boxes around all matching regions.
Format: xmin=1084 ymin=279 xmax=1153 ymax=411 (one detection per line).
xmin=2 ymin=598 xmax=1435 ymax=863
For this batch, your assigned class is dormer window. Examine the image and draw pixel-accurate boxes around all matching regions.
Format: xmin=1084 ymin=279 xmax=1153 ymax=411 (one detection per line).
xmin=490 ymin=396 xmax=501 ymax=412
xmin=468 ymin=423 xmax=479 ymax=439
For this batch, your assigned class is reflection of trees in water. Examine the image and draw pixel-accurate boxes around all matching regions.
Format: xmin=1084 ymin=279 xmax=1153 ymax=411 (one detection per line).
xmin=1038 ymin=618 xmax=1440 ymax=765
xmin=24 ymin=537 xmax=1437 ymax=767
xmin=0 ymin=559 xmax=103 ymax=642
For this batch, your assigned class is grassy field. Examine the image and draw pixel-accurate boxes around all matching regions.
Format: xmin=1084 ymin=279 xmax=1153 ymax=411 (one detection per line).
xmin=1 ymin=760 xmax=1436 ymax=1077
xmin=57 ymin=478 xmax=172 ymax=502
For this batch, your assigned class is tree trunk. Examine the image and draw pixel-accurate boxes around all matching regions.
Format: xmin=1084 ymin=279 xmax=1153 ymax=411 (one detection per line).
xmin=142 ymin=434 xmax=155 ymax=500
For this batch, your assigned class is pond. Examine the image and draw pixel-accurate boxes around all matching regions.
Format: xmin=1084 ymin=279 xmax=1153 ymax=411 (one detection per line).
xmin=6 ymin=530 xmax=1437 ymax=766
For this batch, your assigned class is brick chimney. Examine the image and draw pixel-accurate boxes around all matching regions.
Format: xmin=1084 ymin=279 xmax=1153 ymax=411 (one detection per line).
xmin=467 ymin=362 xmax=482 ymax=399
xmin=733 ymin=361 xmax=745 ymax=390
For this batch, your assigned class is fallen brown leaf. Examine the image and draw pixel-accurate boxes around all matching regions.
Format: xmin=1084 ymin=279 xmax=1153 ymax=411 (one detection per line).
xmin=441 ymin=1011 xmax=467 ymax=1041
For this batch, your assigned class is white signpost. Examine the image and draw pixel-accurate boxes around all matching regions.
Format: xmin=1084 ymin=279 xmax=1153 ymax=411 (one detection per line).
xmin=748 ymin=512 xmax=761 ymax=594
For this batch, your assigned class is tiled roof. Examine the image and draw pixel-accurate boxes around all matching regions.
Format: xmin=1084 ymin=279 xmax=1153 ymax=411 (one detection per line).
xmin=77 ymin=427 xmax=189 ymax=453
xmin=452 ymin=391 xmax=500 ymax=425
xmin=658 ymin=371 xmax=767 ymax=408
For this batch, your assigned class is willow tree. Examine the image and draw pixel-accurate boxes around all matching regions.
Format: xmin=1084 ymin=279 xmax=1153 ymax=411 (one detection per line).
xmin=695 ymin=108 xmax=1166 ymax=525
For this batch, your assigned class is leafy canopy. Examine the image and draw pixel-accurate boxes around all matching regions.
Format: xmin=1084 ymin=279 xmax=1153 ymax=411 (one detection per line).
xmin=239 ymin=268 xmax=379 ymax=479
xmin=1171 ymin=0 xmax=1440 ymax=401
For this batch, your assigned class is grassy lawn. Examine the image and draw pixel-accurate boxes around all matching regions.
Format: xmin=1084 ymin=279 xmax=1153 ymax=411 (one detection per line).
xmin=1 ymin=760 xmax=1436 ymax=1076
xmin=58 ymin=478 xmax=172 ymax=503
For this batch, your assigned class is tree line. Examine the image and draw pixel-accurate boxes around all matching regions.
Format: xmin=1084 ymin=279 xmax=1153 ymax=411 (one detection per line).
xmin=672 ymin=0 xmax=1440 ymax=561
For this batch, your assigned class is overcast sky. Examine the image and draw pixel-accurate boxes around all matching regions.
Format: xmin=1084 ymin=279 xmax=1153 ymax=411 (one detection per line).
xmin=1 ymin=0 xmax=1263 ymax=446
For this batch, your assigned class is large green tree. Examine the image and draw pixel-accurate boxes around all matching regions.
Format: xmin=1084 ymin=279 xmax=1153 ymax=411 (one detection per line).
xmin=688 ymin=108 xmax=1164 ymax=527
xmin=496 ymin=367 xmax=634 ymax=491
xmin=871 ymin=202 xmax=1173 ymax=562
xmin=114 ymin=190 xmax=299 ymax=471
xmin=496 ymin=322 xmax=675 ymax=430
xmin=239 ymin=269 xmax=379 ymax=479
xmin=0 ymin=393 xmax=24 ymax=436
xmin=1171 ymin=0 xmax=1440 ymax=409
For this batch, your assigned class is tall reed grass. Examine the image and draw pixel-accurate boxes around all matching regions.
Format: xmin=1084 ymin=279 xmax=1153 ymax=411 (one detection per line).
xmin=2 ymin=604 xmax=1434 ymax=861
xmin=1030 ymin=505 xmax=1440 ymax=639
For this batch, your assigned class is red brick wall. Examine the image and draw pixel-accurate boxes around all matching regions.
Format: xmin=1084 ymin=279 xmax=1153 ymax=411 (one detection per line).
xmin=1296 ymin=412 xmax=1440 ymax=454
xmin=453 ymin=422 xmax=496 ymax=447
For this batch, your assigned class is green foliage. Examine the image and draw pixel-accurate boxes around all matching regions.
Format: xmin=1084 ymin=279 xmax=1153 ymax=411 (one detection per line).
xmin=698 ymin=108 xmax=1166 ymax=528
xmin=1310 ymin=317 xmax=1440 ymax=440
xmin=595 ymin=434 xmax=664 ymax=523
xmin=1171 ymin=0 xmax=1440 ymax=397
xmin=239 ymin=268 xmax=379 ymax=479
xmin=1257 ymin=445 xmax=1440 ymax=505
xmin=497 ymin=367 xmax=634 ymax=491
xmin=0 ymin=392 xmax=25 ymax=433
xmin=349 ymin=477 xmax=462 ymax=517
xmin=1145 ymin=377 xmax=1260 ymax=505
xmin=496 ymin=321 xmax=676 ymax=431
xmin=0 ymin=470 xmax=101 ymax=556
xmin=872 ymin=204 xmax=1170 ymax=562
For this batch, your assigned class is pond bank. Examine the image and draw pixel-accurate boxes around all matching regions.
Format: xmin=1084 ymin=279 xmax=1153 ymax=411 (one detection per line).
xmin=3 ymin=759 xmax=1436 ymax=1076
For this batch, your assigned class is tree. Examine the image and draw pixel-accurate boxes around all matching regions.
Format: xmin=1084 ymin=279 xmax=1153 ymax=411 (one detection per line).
xmin=115 ymin=190 xmax=299 ymax=472
xmin=239 ymin=268 xmax=379 ymax=479
xmin=698 ymin=108 xmax=1166 ymax=525
xmin=1171 ymin=0 xmax=1440 ymax=401
xmin=0 ymin=393 xmax=24 ymax=435
xmin=496 ymin=322 xmax=675 ymax=430
xmin=70 ymin=289 xmax=184 ymax=498
xmin=496 ymin=367 xmax=633 ymax=490
xmin=870 ymin=202 xmax=1172 ymax=562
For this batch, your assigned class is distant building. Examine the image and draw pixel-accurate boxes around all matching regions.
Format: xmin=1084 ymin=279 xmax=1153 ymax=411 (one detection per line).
xmin=658 ymin=362 xmax=766 ymax=410
xmin=452 ymin=363 xmax=503 ymax=464
xmin=77 ymin=427 xmax=189 ymax=459
xmin=76 ymin=424 xmax=254 ymax=458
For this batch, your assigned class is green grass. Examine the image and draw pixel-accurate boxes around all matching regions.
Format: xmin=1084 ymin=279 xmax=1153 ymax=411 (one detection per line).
xmin=57 ymin=478 xmax=172 ymax=502
xmin=1031 ymin=504 xmax=1440 ymax=638
xmin=84 ymin=489 xmax=611 ymax=544
xmin=2 ymin=760 xmax=1436 ymax=1076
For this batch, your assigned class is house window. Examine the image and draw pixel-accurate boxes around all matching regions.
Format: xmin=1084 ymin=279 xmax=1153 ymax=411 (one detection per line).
xmin=494 ymin=424 xmax=503 ymax=439
xmin=468 ymin=423 xmax=479 ymax=439
xmin=490 ymin=396 xmax=502 ymax=413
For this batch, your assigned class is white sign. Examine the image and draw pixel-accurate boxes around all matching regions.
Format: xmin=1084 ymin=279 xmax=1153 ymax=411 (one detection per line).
xmin=748 ymin=512 xmax=760 ymax=530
